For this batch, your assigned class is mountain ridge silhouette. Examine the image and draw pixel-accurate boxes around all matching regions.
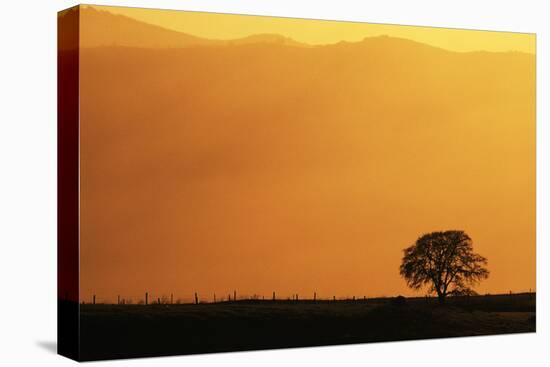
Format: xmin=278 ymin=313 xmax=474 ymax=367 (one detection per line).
xmin=59 ymin=5 xmax=534 ymax=55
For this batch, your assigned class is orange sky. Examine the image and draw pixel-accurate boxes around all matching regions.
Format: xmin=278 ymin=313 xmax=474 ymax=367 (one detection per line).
xmin=90 ymin=4 xmax=535 ymax=53
xmin=69 ymin=6 xmax=535 ymax=303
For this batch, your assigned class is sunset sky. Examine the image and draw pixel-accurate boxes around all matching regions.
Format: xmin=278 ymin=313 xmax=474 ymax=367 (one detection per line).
xmin=92 ymin=4 xmax=535 ymax=53
xmin=67 ymin=5 xmax=535 ymax=303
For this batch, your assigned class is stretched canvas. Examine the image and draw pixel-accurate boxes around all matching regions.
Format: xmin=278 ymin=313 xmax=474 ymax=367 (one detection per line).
xmin=58 ymin=4 xmax=536 ymax=361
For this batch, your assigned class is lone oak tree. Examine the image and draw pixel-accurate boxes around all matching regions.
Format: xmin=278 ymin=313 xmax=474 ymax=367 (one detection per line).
xmin=400 ymin=230 xmax=489 ymax=304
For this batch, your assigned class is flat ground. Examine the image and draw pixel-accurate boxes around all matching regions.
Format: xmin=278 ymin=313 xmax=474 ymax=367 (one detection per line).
xmin=78 ymin=293 xmax=535 ymax=361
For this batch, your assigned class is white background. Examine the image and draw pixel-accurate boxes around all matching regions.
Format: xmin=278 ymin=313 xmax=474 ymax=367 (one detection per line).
xmin=0 ymin=0 xmax=547 ymax=365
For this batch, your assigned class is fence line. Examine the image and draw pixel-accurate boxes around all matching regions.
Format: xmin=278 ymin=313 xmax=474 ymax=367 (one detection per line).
xmin=80 ymin=289 xmax=536 ymax=305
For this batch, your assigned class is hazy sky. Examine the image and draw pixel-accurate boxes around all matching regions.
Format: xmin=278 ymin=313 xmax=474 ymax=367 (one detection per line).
xmin=74 ymin=5 xmax=535 ymax=303
xmin=92 ymin=4 xmax=535 ymax=53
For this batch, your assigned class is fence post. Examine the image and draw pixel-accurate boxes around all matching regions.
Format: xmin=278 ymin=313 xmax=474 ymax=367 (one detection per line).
xmin=93 ymin=294 xmax=96 ymax=305
xmin=145 ymin=292 xmax=148 ymax=305
xmin=171 ymin=293 xmax=173 ymax=304
xmin=273 ymin=291 xmax=276 ymax=301
xmin=195 ymin=292 xmax=199 ymax=305
xmin=214 ymin=293 xmax=216 ymax=303
xmin=333 ymin=296 xmax=336 ymax=301
xmin=314 ymin=292 xmax=316 ymax=301
xmin=234 ymin=290 xmax=237 ymax=302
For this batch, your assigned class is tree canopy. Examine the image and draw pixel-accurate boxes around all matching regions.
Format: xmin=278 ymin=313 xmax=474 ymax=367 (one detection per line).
xmin=399 ymin=230 xmax=489 ymax=303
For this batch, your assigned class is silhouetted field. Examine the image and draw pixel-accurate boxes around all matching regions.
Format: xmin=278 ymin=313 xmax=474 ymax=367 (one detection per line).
xmin=78 ymin=293 xmax=535 ymax=361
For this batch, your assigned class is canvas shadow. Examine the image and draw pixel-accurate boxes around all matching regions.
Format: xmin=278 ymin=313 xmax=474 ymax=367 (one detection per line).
xmin=36 ymin=340 xmax=57 ymax=354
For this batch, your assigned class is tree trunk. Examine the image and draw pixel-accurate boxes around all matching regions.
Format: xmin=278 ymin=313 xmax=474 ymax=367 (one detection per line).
xmin=438 ymin=293 xmax=446 ymax=305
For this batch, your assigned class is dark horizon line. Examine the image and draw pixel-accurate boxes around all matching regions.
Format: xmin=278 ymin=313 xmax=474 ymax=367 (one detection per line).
xmin=66 ymin=290 xmax=537 ymax=305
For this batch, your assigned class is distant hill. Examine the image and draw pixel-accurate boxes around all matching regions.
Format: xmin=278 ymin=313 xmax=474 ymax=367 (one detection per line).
xmin=58 ymin=6 xmax=217 ymax=49
xmin=228 ymin=34 xmax=311 ymax=48
xmin=59 ymin=6 xmax=310 ymax=49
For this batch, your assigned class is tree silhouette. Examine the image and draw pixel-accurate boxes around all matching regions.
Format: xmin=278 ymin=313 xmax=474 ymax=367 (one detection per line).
xmin=399 ymin=230 xmax=489 ymax=304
